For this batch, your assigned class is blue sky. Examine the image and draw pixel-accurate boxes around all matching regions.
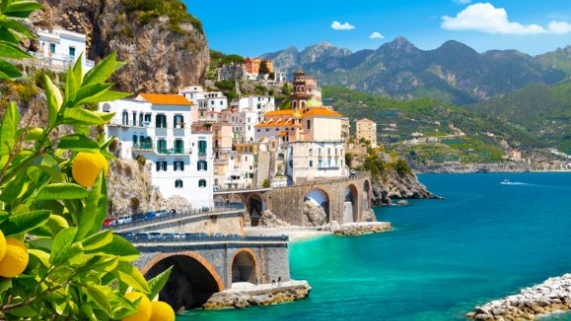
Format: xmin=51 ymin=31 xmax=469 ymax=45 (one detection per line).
xmin=185 ymin=0 xmax=571 ymax=57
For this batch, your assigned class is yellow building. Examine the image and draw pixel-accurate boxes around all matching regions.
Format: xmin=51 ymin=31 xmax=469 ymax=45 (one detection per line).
xmin=356 ymin=118 xmax=377 ymax=147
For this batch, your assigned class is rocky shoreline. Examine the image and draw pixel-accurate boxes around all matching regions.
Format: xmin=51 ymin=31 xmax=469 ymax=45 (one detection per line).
xmin=203 ymin=283 xmax=311 ymax=310
xmin=333 ymin=222 xmax=393 ymax=236
xmin=467 ymin=274 xmax=571 ymax=321
xmin=371 ymin=171 xmax=443 ymax=206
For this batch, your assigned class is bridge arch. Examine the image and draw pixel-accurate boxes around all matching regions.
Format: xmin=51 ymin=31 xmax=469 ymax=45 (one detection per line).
xmin=303 ymin=187 xmax=330 ymax=225
xmin=246 ymin=193 xmax=267 ymax=226
xmin=363 ymin=179 xmax=372 ymax=212
xmin=230 ymin=248 xmax=258 ymax=284
xmin=344 ymin=184 xmax=359 ymax=223
xmin=142 ymin=251 xmax=225 ymax=310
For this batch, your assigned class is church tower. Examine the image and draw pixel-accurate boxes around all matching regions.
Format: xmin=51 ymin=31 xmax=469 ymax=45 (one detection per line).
xmin=291 ymin=70 xmax=311 ymax=111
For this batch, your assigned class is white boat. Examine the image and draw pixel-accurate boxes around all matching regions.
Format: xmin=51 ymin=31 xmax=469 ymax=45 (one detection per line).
xmin=501 ymin=179 xmax=511 ymax=185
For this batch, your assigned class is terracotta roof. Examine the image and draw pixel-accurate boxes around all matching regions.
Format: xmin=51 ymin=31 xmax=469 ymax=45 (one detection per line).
xmin=303 ymin=107 xmax=342 ymax=118
xmin=139 ymin=93 xmax=192 ymax=105
xmin=264 ymin=110 xmax=294 ymax=116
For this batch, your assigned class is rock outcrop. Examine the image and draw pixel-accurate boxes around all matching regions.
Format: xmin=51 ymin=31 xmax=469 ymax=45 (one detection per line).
xmin=467 ymin=274 xmax=571 ymax=321
xmin=260 ymin=210 xmax=290 ymax=228
xmin=371 ymin=171 xmax=442 ymax=206
xmin=203 ymin=284 xmax=311 ymax=310
xmin=32 ymin=0 xmax=209 ymax=94
xmin=302 ymin=200 xmax=327 ymax=226
xmin=332 ymin=222 xmax=393 ymax=236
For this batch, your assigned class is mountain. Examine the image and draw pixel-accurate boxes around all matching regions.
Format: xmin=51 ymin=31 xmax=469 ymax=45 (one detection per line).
xmin=33 ymin=0 xmax=210 ymax=94
xmin=467 ymin=81 xmax=571 ymax=154
xmin=323 ymin=86 xmax=543 ymax=168
xmin=262 ymin=38 xmax=569 ymax=105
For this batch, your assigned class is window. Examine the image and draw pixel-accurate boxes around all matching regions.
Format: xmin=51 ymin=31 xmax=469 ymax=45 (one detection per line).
xmin=132 ymin=135 xmax=138 ymax=147
xmin=132 ymin=112 xmax=137 ymax=126
xmin=69 ymin=47 xmax=76 ymax=57
xmin=309 ymin=160 xmax=313 ymax=167
xmin=144 ymin=113 xmax=151 ymax=123
xmin=307 ymin=120 xmax=311 ymax=129
xmin=122 ymin=111 xmax=128 ymax=126
xmin=49 ymin=43 xmax=56 ymax=54
xmin=174 ymin=161 xmax=185 ymax=171
xmin=157 ymin=139 xmax=167 ymax=154
xmin=174 ymin=139 xmax=184 ymax=154
xmin=175 ymin=179 xmax=183 ymax=188
xmin=174 ymin=115 xmax=184 ymax=128
xmin=198 ymin=179 xmax=207 ymax=188
xmin=198 ymin=140 xmax=207 ymax=154
xmin=155 ymin=161 xmax=167 ymax=172
xmin=139 ymin=112 xmax=144 ymax=127
xmin=197 ymin=160 xmax=208 ymax=171
xmin=155 ymin=114 xmax=167 ymax=128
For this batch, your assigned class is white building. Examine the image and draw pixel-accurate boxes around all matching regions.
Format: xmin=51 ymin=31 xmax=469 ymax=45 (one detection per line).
xmin=179 ymin=86 xmax=205 ymax=105
xmin=34 ymin=28 xmax=95 ymax=71
xmin=199 ymin=92 xmax=228 ymax=114
xmin=231 ymin=96 xmax=275 ymax=123
xmin=100 ymin=94 xmax=214 ymax=209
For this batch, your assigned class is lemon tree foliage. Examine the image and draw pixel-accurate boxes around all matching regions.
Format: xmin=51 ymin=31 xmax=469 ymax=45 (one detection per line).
xmin=0 ymin=1 xmax=174 ymax=320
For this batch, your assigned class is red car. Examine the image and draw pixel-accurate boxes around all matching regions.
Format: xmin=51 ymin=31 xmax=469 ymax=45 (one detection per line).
xmin=103 ymin=218 xmax=113 ymax=226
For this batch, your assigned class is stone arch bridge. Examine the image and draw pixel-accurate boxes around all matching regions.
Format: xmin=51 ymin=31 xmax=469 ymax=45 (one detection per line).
xmin=214 ymin=172 xmax=373 ymax=226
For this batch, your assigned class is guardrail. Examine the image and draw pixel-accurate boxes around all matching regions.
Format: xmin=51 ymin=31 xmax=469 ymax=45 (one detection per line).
xmin=120 ymin=232 xmax=289 ymax=243
xmin=106 ymin=204 xmax=245 ymax=231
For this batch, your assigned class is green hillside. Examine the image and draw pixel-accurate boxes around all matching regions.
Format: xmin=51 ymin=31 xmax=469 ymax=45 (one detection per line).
xmin=323 ymin=86 xmax=542 ymax=165
xmin=467 ymin=81 xmax=571 ymax=154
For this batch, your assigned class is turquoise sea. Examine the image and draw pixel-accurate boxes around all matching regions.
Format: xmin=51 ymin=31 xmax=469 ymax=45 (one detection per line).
xmin=181 ymin=173 xmax=571 ymax=321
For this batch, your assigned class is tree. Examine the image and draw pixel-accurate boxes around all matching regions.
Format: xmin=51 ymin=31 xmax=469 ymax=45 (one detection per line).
xmin=259 ymin=60 xmax=270 ymax=74
xmin=262 ymin=179 xmax=270 ymax=188
xmin=0 ymin=1 xmax=172 ymax=319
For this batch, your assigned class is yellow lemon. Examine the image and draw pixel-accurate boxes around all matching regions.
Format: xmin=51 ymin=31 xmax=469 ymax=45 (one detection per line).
xmin=0 ymin=230 xmax=6 ymax=262
xmin=123 ymin=292 xmax=152 ymax=321
xmin=0 ymin=238 xmax=29 ymax=278
xmin=150 ymin=301 xmax=175 ymax=321
xmin=72 ymin=152 xmax=107 ymax=188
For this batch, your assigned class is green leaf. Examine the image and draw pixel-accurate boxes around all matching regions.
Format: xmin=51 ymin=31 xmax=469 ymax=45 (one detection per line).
xmin=0 ymin=58 xmax=22 ymax=79
xmin=82 ymin=229 xmax=113 ymax=251
xmin=0 ymin=39 xmax=30 ymax=58
xmin=50 ymin=227 xmax=77 ymax=264
xmin=82 ymin=52 xmax=118 ymax=86
xmin=73 ymin=53 xmax=84 ymax=88
xmin=0 ymin=210 xmax=50 ymax=236
xmin=75 ymin=173 xmax=102 ymax=241
xmin=31 ymin=154 xmax=63 ymax=181
xmin=80 ymin=303 xmax=98 ymax=321
xmin=88 ymin=256 xmax=118 ymax=273
xmin=7 ymin=305 xmax=37 ymax=318
xmin=45 ymin=75 xmax=62 ymax=128
xmin=36 ymin=183 xmax=88 ymax=200
xmin=28 ymin=248 xmax=50 ymax=267
xmin=0 ymin=169 xmax=29 ymax=201
xmin=1 ymin=0 xmax=13 ymax=13
xmin=62 ymin=108 xmax=107 ymax=127
xmin=0 ymin=16 xmax=35 ymax=38
xmin=73 ymin=83 xmax=113 ymax=105
xmin=49 ymin=266 xmax=74 ymax=283
xmin=84 ymin=285 xmax=112 ymax=317
xmin=117 ymin=270 xmax=150 ymax=294
xmin=148 ymin=266 xmax=173 ymax=300
xmin=109 ymin=291 xmax=139 ymax=320
xmin=5 ymin=1 xmax=42 ymax=18
xmin=64 ymin=64 xmax=77 ymax=106
xmin=86 ymin=235 xmax=139 ymax=261
xmin=0 ymin=102 xmax=18 ymax=156
xmin=91 ymin=174 xmax=108 ymax=234
xmin=58 ymin=134 xmax=100 ymax=152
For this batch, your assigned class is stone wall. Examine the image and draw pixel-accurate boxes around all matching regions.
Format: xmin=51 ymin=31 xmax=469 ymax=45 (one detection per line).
xmin=266 ymin=172 xmax=372 ymax=226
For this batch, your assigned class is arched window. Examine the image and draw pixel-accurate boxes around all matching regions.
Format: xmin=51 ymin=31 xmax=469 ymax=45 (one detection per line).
xmin=301 ymin=101 xmax=306 ymax=108
xmin=198 ymin=179 xmax=207 ymax=188
xmin=197 ymin=160 xmax=208 ymax=171
xmin=175 ymin=179 xmax=183 ymax=188
xmin=292 ymin=101 xmax=297 ymax=109
xmin=122 ymin=111 xmax=128 ymax=125
xmin=174 ymin=114 xmax=184 ymax=129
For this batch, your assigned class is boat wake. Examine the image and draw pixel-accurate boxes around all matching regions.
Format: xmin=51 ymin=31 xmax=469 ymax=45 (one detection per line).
xmin=500 ymin=179 xmax=531 ymax=186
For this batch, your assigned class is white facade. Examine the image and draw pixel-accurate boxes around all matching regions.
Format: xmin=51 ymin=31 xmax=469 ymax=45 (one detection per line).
xmin=231 ymin=96 xmax=275 ymax=123
xmin=179 ymin=86 xmax=205 ymax=105
xmin=226 ymin=109 xmax=259 ymax=144
xmin=285 ymin=141 xmax=348 ymax=183
xmin=198 ymin=92 xmax=228 ymax=113
xmin=100 ymin=98 xmax=214 ymax=209
xmin=35 ymin=29 xmax=94 ymax=71
xmin=224 ymin=152 xmax=256 ymax=189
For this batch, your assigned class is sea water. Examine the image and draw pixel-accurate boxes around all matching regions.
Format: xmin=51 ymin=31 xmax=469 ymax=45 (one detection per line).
xmin=180 ymin=173 xmax=571 ymax=321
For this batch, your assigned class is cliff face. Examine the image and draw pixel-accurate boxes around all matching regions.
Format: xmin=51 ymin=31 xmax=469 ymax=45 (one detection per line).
xmin=32 ymin=0 xmax=210 ymax=93
xmin=370 ymin=171 xmax=440 ymax=206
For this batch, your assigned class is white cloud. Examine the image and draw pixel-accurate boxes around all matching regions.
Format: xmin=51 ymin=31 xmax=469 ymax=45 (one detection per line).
xmin=369 ymin=32 xmax=385 ymax=39
xmin=442 ymin=3 xmax=571 ymax=35
xmin=453 ymin=0 xmax=472 ymax=5
xmin=331 ymin=21 xmax=356 ymax=31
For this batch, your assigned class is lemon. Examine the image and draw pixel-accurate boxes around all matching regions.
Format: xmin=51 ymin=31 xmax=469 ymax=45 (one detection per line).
xmin=72 ymin=152 xmax=108 ymax=188
xmin=150 ymin=301 xmax=175 ymax=321
xmin=0 ymin=230 xmax=6 ymax=262
xmin=123 ymin=292 xmax=152 ymax=321
xmin=0 ymin=238 xmax=29 ymax=278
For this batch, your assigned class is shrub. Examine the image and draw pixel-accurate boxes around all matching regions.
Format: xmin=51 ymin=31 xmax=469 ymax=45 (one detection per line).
xmin=262 ymin=179 xmax=270 ymax=188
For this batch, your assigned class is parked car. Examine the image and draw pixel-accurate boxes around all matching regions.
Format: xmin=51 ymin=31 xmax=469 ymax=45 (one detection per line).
xmin=155 ymin=210 xmax=169 ymax=218
xmin=132 ymin=213 xmax=145 ymax=221
xmin=144 ymin=212 xmax=156 ymax=220
xmin=103 ymin=218 xmax=113 ymax=226
xmin=148 ymin=232 xmax=161 ymax=240
xmin=115 ymin=215 xmax=132 ymax=225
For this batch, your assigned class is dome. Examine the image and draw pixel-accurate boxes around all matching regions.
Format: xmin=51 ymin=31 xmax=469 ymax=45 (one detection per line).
xmin=292 ymin=109 xmax=302 ymax=119
xmin=306 ymin=99 xmax=321 ymax=108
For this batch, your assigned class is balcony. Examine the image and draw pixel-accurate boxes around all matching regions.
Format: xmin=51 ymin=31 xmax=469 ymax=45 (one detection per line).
xmin=132 ymin=143 xmax=153 ymax=151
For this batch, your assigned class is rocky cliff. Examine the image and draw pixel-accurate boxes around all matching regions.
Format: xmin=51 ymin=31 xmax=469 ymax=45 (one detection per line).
xmin=32 ymin=0 xmax=210 ymax=94
xmin=370 ymin=170 xmax=441 ymax=206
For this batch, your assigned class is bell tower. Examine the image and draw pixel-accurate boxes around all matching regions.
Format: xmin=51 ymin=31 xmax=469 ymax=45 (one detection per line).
xmin=290 ymin=70 xmax=311 ymax=111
